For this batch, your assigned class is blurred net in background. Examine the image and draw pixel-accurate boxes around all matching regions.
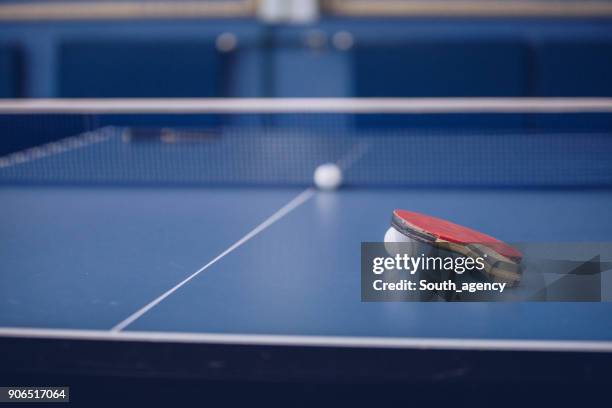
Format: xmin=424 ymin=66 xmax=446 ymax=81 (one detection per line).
xmin=1 ymin=104 xmax=611 ymax=188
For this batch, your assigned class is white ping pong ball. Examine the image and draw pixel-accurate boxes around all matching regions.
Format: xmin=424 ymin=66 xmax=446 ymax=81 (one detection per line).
xmin=314 ymin=163 xmax=343 ymax=191
xmin=384 ymin=226 xmax=418 ymax=257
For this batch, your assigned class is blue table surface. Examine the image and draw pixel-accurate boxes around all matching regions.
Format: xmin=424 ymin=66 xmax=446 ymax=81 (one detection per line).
xmin=2 ymin=185 xmax=612 ymax=341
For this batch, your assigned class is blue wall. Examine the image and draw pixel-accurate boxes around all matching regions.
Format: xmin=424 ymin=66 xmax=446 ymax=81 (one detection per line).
xmin=1 ymin=18 xmax=612 ymax=98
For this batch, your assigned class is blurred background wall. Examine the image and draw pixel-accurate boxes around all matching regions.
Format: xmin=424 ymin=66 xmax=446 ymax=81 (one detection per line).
xmin=0 ymin=0 xmax=611 ymax=99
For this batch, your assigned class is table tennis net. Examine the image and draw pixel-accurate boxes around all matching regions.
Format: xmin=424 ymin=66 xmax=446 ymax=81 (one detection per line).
xmin=0 ymin=112 xmax=611 ymax=187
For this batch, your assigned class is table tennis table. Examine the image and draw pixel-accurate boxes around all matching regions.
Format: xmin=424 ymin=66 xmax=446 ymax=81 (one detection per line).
xmin=1 ymin=99 xmax=612 ymax=399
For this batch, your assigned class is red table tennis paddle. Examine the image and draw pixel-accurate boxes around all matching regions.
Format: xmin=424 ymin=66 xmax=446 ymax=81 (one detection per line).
xmin=390 ymin=209 xmax=523 ymax=286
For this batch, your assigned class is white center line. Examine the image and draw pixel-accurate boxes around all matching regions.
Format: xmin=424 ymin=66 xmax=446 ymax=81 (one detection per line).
xmin=111 ymin=187 xmax=315 ymax=332
xmin=111 ymin=140 xmax=370 ymax=332
xmin=336 ymin=140 xmax=370 ymax=171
